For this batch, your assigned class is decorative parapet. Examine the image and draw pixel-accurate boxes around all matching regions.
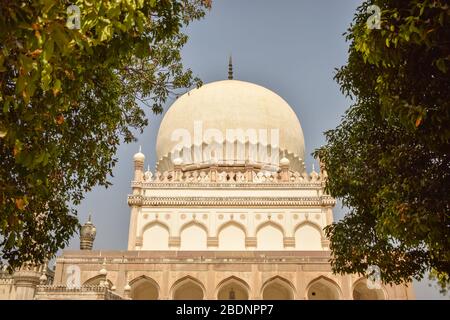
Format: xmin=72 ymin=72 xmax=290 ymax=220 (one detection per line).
xmin=133 ymin=181 xmax=326 ymax=189
xmin=0 ymin=271 xmax=13 ymax=285
xmin=34 ymin=285 xmax=124 ymax=300
xmin=128 ymin=195 xmax=336 ymax=207
xmin=56 ymin=251 xmax=333 ymax=266
xmin=134 ymin=167 xmax=324 ymax=185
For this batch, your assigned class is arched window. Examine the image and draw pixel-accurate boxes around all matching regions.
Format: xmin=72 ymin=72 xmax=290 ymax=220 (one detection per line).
xmin=294 ymin=222 xmax=322 ymax=250
xmin=218 ymin=222 xmax=246 ymax=250
xmin=217 ymin=276 xmax=249 ymax=300
xmin=353 ymin=279 xmax=386 ymax=300
xmin=142 ymin=222 xmax=169 ymax=250
xmin=306 ymin=276 xmax=341 ymax=300
xmin=262 ymin=276 xmax=295 ymax=300
xmin=130 ymin=276 xmax=159 ymax=300
xmin=172 ymin=276 xmax=205 ymax=300
xmin=180 ymin=222 xmax=208 ymax=250
xmin=256 ymin=222 xmax=284 ymax=250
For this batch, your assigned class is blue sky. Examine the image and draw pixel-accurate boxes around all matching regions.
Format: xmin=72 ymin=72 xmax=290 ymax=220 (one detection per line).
xmin=66 ymin=0 xmax=448 ymax=299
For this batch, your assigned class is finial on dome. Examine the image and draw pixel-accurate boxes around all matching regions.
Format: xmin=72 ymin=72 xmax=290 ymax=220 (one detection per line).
xmin=280 ymin=150 xmax=290 ymax=167
xmin=280 ymin=157 xmax=290 ymax=166
xmin=228 ymin=55 xmax=233 ymax=80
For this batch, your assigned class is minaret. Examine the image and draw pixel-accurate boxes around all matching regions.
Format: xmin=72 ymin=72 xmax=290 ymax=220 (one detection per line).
xmin=80 ymin=215 xmax=96 ymax=250
xmin=133 ymin=146 xmax=145 ymax=184
xmin=228 ymin=55 xmax=233 ymax=80
xmin=128 ymin=146 xmax=145 ymax=250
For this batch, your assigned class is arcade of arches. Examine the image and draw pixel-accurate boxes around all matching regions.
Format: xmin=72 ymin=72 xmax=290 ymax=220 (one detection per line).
xmin=122 ymin=275 xmax=390 ymax=300
xmin=139 ymin=220 xmax=326 ymax=251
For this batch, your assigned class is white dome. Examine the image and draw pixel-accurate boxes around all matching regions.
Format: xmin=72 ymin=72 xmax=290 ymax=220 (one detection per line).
xmin=280 ymin=157 xmax=290 ymax=166
xmin=133 ymin=152 xmax=145 ymax=162
xmin=156 ymin=80 xmax=305 ymax=172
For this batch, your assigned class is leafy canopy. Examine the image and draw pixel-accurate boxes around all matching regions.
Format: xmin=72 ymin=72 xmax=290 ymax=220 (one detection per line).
xmin=315 ymin=0 xmax=449 ymax=291
xmin=0 ymin=0 xmax=210 ymax=270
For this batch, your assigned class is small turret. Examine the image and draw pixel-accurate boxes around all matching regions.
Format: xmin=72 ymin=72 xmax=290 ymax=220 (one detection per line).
xmin=133 ymin=146 xmax=145 ymax=182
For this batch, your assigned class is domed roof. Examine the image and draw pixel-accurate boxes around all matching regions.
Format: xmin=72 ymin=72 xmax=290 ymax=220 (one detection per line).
xmin=156 ymin=80 xmax=305 ymax=172
xmin=133 ymin=146 xmax=145 ymax=162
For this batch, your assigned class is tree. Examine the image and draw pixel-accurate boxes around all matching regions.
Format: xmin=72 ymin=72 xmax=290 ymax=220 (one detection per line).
xmin=314 ymin=0 xmax=449 ymax=291
xmin=0 ymin=0 xmax=211 ymax=270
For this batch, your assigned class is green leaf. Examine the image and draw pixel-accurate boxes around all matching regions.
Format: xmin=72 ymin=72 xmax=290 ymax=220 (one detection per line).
xmin=436 ymin=58 xmax=447 ymax=73
xmin=43 ymin=40 xmax=54 ymax=62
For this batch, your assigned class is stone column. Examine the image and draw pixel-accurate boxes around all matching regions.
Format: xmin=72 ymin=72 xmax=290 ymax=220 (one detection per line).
xmin=296 ymin=270 xmax=307 ymax=300
xmin=127 ymin=206 xmax=139 ymax=250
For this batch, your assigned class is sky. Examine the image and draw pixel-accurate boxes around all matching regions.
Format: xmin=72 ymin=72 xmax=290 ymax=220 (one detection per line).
xmin=65 ymin=0 xmax=448 ymax=299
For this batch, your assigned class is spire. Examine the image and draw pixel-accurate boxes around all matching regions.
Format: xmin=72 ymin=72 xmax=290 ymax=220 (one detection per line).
xmin=228 ymin=55 xmax=233 ymax=80
xmin=139 ymin=145 xmax=142 ymax=153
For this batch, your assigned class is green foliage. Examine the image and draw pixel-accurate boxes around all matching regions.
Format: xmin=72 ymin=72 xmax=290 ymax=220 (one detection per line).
xmin=0 ymin=0 xmax=210 ymax=270
xmin=315 ymin=0 xmax=449 ymax=291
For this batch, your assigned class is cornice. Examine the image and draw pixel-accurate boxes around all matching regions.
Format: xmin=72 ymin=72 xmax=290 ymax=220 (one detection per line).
xmin=127 ymin=195 xmax=336 ymax=207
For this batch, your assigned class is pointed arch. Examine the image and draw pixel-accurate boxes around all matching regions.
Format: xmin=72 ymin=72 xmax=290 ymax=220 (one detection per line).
xmin=352 ymin=277 xmax=387 ymax=300
xmin=261 ymin=276 xmax=295 ymax=300
xmin=255 ymin=221 xmax=285 ymax=250
xmin=179 ymin=220 xmax=208 ymax=250
xmin=293 ymin=221 xmax=324 ymax=237
xmin=217 ymin=221 xmax=247 ymax=236
xmin=293 ymin=221 xmax=324 ymax=250
xmin=179 ymin=220 xmax=209 ymax=235
xmin=140 ymin=220 xmax=170 ymax=236
xmin=129 ymin=275 xmax=159 ymax=300
xmin=216 ymin=276 xmax=250 ymax=300
xmin=217 ymin=221 xmax=247 ymax=250
xmin=141 ymin=220 xmax=170 ymax=250
xmin=255 ymin=220 xmax=285 ymax=236
xmin=306 ymin=276 xmax=342 ymax=300
xmin=171 ymin=275 xmax=206 ymax=300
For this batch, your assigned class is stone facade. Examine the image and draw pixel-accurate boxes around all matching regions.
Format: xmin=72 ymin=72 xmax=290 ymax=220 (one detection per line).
xmin=46 ymin=250 xmax=414 ymax=300
xmin=2 ymin=79 xmax=415 ymax=300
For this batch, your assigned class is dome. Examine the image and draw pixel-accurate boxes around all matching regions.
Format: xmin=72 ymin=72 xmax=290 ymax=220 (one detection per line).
xmin=156 ymin=80 xmax=305 ymax=172
xmin=280 ymin=157 xmax=290 ymax=166
xmin=133 ymin=150 xmax=145 ymax=162
xmin=80 ymin=216 xmax=96 ymax=239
